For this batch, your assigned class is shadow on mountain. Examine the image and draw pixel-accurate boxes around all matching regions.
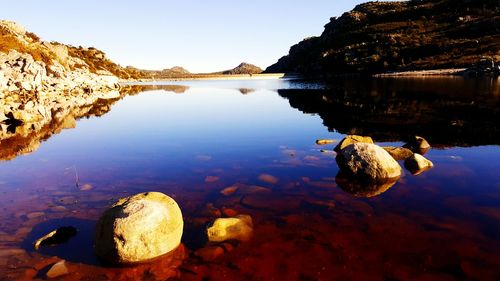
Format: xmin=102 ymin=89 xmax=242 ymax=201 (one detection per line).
xmin=278 ymin=77 xmax=500 ymax=146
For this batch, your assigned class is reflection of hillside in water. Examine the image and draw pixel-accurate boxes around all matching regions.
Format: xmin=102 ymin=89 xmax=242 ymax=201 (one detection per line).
xmin=0 ymin=85 xmax=190 ymax=161
xmin=120 ymin=84 xmax=190 ymax=95
xmin=0 ymin=96 xmax=123 ymax=161
xmin=279 ymin=77 xmax=500 ymax=146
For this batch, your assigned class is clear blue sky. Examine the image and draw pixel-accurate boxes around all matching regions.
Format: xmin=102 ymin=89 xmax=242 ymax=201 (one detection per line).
xmin=2 ymin=1 xmax=376 ymax=72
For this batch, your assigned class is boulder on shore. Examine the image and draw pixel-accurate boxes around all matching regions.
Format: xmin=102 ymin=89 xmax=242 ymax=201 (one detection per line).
xmin=334 ymin=135 xmax=373 ymax=152
xmin=94 ymin=192 xmax=183 ymax=264
xmin=336 ymin=143 xmax=402 ymax=181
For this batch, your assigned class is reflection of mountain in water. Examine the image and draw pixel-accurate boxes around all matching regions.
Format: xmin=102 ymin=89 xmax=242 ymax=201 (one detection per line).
xmin=120 ymin=84 xmax=190 ymax=95
xmin=0 ymin=85 xmax=190 ymax=161
xmin=279 ymin=77 xmax=500 ymax=146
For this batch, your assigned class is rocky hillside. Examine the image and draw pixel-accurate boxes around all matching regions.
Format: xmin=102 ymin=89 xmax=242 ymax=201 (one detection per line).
xmin=266 ymin=0 xmax=500 ymax=77
xmin=0 ymin=20 xmax=127 ymax=148
xmin=222 ymin=63 xmax=262 ymax=75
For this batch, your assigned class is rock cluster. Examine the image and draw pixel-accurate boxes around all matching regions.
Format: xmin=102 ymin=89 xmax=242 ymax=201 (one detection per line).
xmin=331 ymin=135 xmax=434 ymax=197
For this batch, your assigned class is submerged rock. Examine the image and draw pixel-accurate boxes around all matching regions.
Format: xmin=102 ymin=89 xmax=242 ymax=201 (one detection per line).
xmin=258 ymin=173 xmax=279 ymax=184
xmin=404 ymin=153 xmax=434 ymax=175
xmin=94 ymin=192 xmax=183 ymax=264
xmin=46 ymin=260 xmax=69 ymax=278
xmin=336 ymin=143 xmax=402 ymax=181
xmin=383 ymin=146 xmax=414 ymax=161
xmin=403 ymin=136 xmax=431 ymax=154
xmin=334 ymin=135 xmax=373 ymax=152
xmin=207 ymin=215 xmax=253 ymax=242
xmin=34 ymin=226 xmax=77 ymax=250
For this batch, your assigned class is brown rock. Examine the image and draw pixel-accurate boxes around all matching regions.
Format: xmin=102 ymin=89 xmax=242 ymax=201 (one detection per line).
xmin=334 ymin=135 xmax=373 ymax=152
xmin=315 ymin=139 xmax=337 ymax=145
xmin=383 ymin=146 xmax=414 ymax=160
xmin=258 ymin=173 xmax=279 ymax=184
xmin=404 ymin=153 xmax=434 ymax=175
xmin=46 ymin=260 xmax=68 ymax=278
xmin=220 ymin=185 xmax=239 ymax=196
xmin=403 ymin=136 xmax=431 ymax=154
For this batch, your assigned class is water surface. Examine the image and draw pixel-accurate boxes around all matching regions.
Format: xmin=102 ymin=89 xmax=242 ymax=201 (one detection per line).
xmin=0 ymin=77 xmax=499 ymax=280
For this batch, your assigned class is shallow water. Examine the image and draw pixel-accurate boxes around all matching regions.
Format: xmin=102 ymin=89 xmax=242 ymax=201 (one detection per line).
xmin=0 ymin=77 xmax=499 ymax=280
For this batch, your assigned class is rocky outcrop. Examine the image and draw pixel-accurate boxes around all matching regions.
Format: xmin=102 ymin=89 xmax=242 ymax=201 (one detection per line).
xmin=266 ymin=0 xmax=499 ymax=77
xmin=0 ymin=20 xmax=127 ymax=159
xmin=336 ymin=143 xmax=402 ymax=181
xmin=95 ymin=192 xmax=184 ymax=264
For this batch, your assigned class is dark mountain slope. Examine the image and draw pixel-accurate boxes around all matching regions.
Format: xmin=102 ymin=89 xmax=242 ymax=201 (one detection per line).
xmin=266 ymin=0 xmax=499 ymax=77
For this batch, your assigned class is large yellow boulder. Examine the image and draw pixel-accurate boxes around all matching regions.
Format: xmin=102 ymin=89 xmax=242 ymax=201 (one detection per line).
xmin=95 ymin=192 xmax=183 ymax=264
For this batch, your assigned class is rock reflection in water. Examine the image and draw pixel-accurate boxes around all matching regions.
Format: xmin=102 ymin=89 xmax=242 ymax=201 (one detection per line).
xmin=335 ymin=172 xmax=399 ymax=197
xmin=0 ymin=84 xmax=190 ymax=161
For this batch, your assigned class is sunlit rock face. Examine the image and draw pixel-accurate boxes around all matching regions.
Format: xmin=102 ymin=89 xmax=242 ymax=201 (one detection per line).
xmin=207 ymin=215 xmax=253 ymax=242
xmin=94 ymin=192 xmax=184 ymax=264
xmin=404 ymin=153 xmax=434 ymax=175
xmin=336 ymin=143 xmax=402 ymax=182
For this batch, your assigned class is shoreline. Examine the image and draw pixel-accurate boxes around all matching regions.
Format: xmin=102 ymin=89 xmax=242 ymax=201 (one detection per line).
xmin=373 ymin=68 xmax=468 ymax=78
xmin=122 ymin=73 xmax=287 ymax=82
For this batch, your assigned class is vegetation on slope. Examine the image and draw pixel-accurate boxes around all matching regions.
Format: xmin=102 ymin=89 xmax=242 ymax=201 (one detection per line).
xmin=266 ymin=0 xmax=500 ymax=76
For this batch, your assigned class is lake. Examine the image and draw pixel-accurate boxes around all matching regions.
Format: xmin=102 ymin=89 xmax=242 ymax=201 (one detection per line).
xmin=0 ymin=77 xmax=499 ymax=280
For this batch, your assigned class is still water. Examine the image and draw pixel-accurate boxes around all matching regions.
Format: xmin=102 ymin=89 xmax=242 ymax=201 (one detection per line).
xmin=0 ymin=77 xmax=499 ymax=280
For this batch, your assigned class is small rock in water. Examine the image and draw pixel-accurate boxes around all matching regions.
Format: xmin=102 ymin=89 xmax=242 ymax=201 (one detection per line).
xmin=336 ymin=143 xmax=402 ymax=181
xmin=383 ymin=146 xmax=414 ymax=161
xmin=207 ymin=215 xmax=253 ymax=242
xmin=403 ymin=136 xmax=431 ymax=154
xmin=26 ymin=212 xmax=45 ymax=220
xmin=94 ymin=192 xmax=183 ymax=264
xmin=205 ymin=176 xmax=220 ymax=183
xmin=220 ymin=185 xmax=239 ymax=196
xmin=34 ymin=226 xmax=77 ymax=250
xmin=404 ymin=153 xmax=434 ymax=175
xmin=79 ymin=183 xmax=93 ymax=191
xmin=258 ymin=173 xmax=279 ymax=184
xmin=334 ymin=135 xmax=374 ymax=152
xmin=46 ymin=260 xmax=69 ymax=278
xmin=315 ymin=139 xmax=337 ymax=145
